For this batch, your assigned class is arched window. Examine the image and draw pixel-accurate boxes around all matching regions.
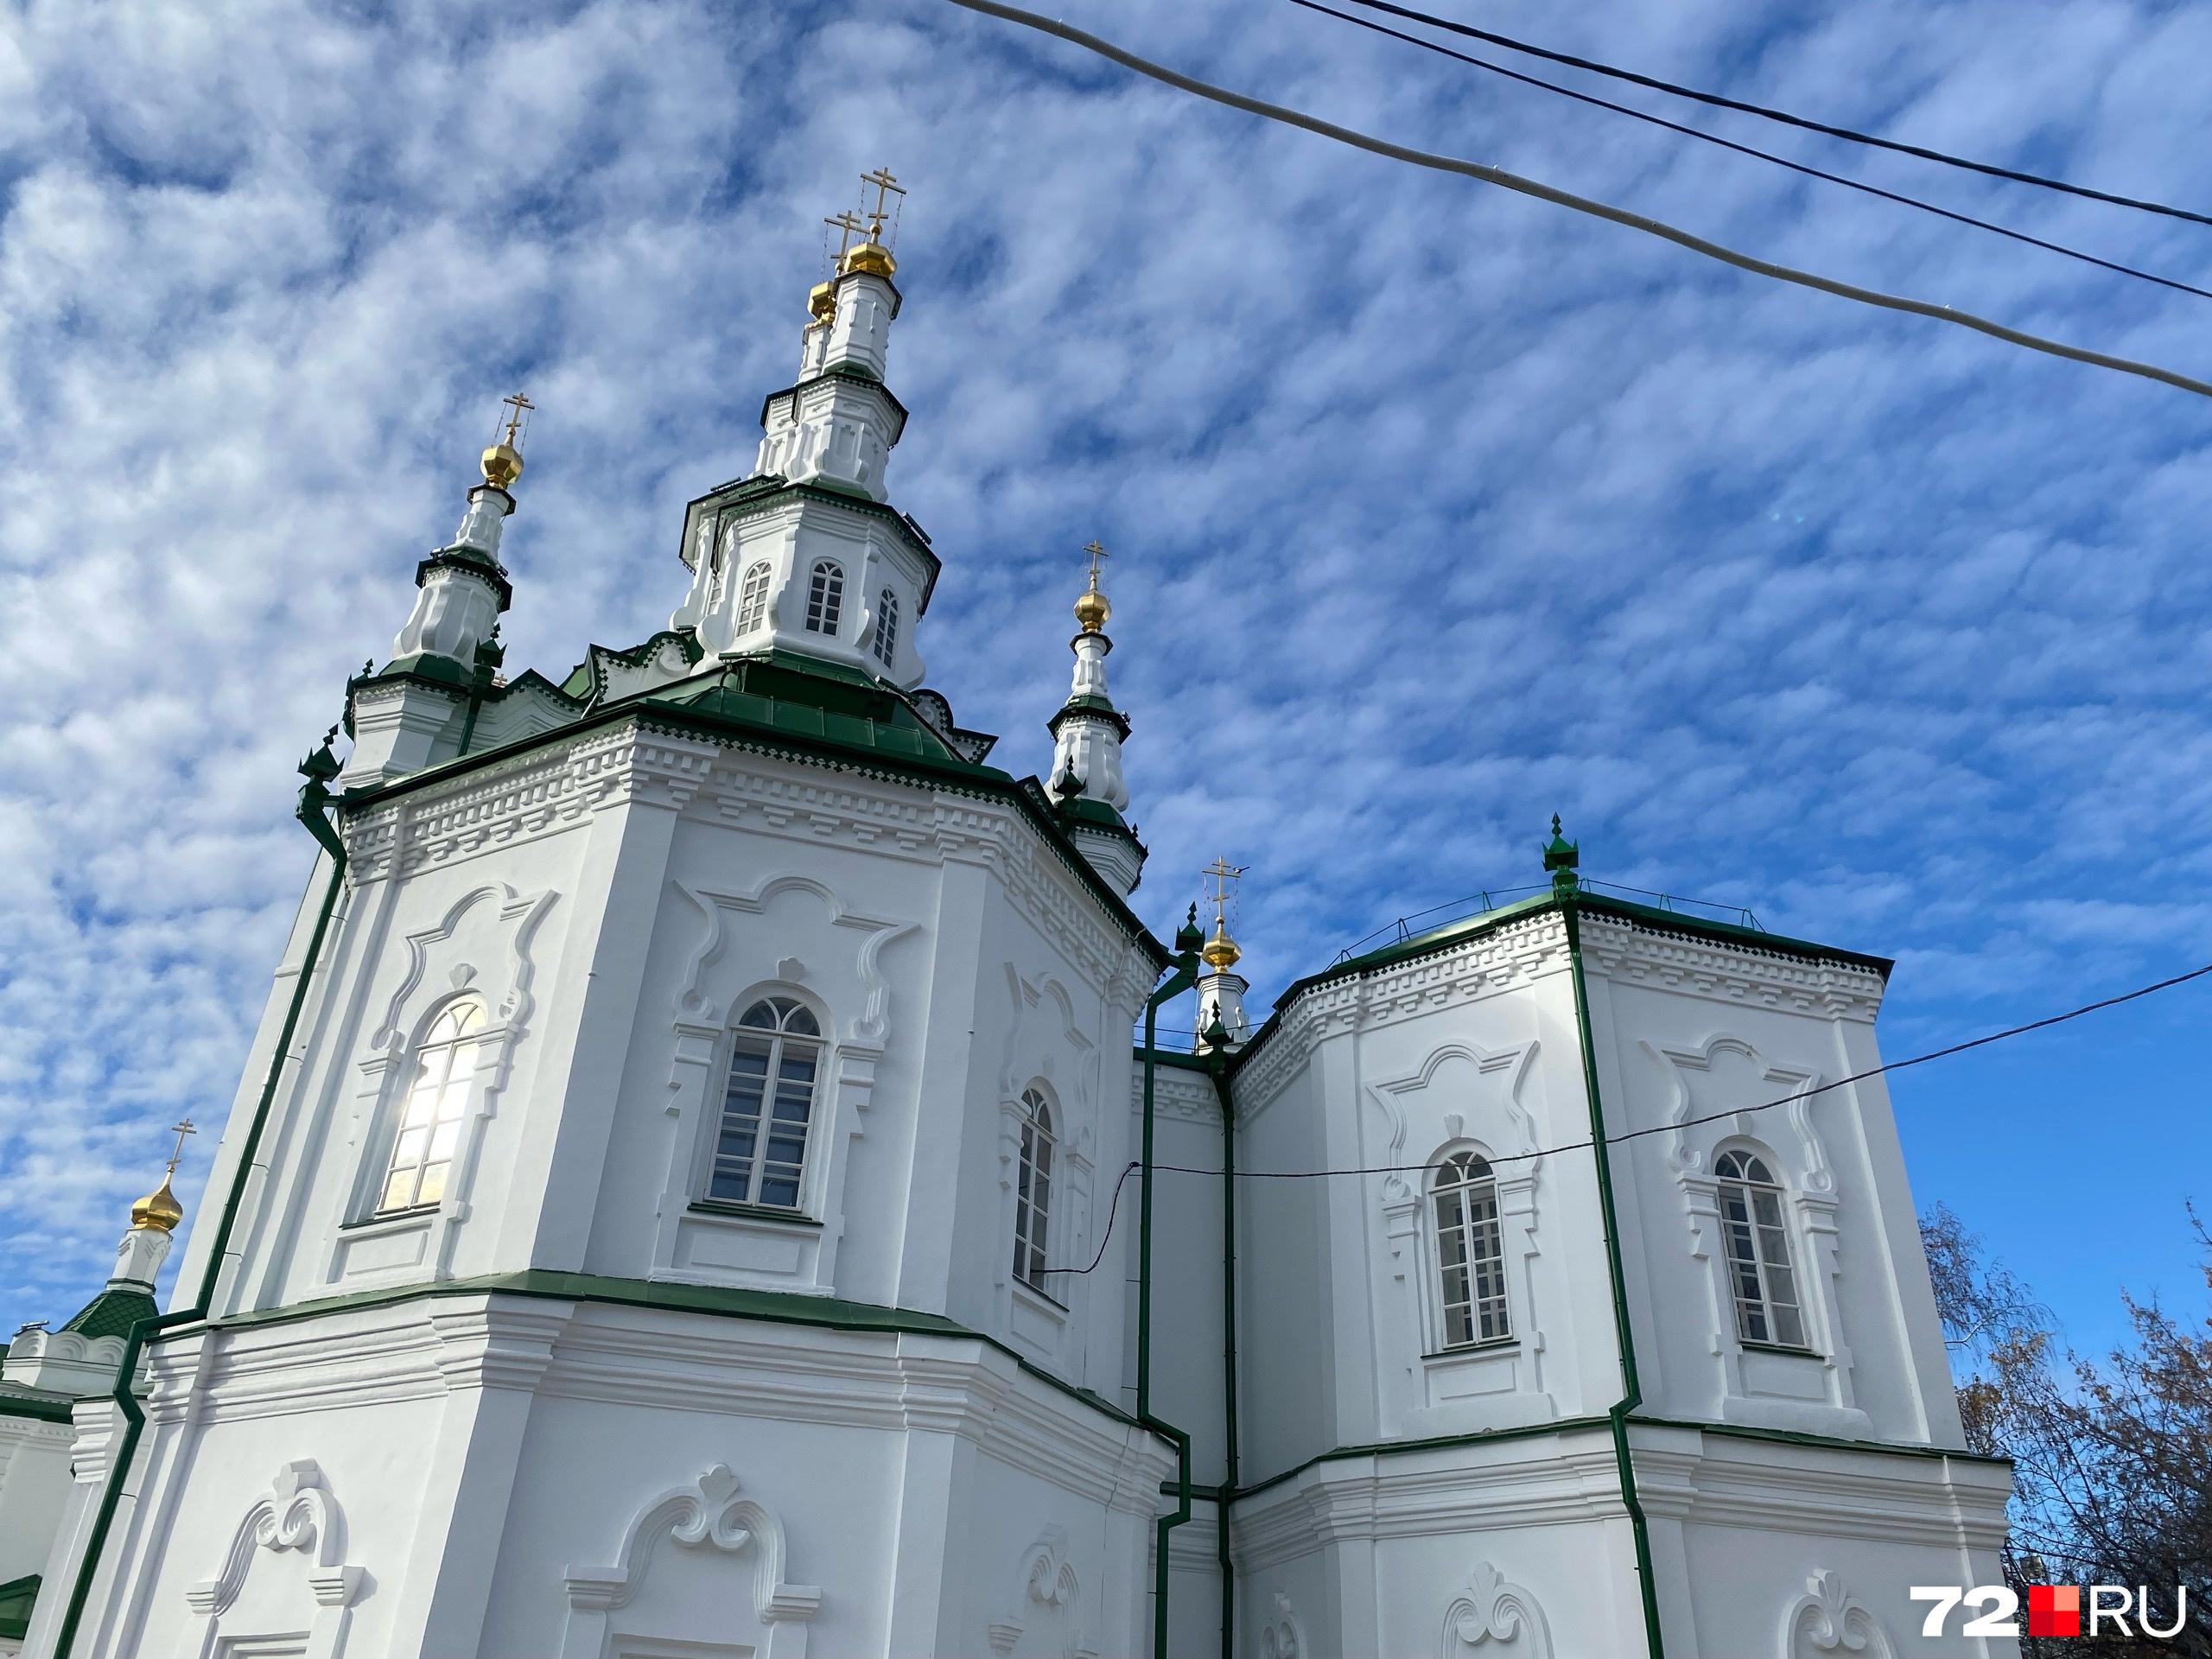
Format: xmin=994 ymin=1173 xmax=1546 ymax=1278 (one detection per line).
xmin=378 ymin=999 xmax=486 ymax=1214
xmin=1013 ymin=1089 xmax=1055 ymax=1292
xmin=1433 ymin=1152 xmax=1509 ymax=1347
xmin=710 ymin=997 xmax=822 ymax=1210
xmin=734 ymin=562 xmax=772 ymax=633
xmin=804 ymin=561 xmax=844 ymax=635
xmin=873 ymin=588 xmax=899 ymax=668
xmin=1714 ymin=1150 xmax=1806 ymax=1347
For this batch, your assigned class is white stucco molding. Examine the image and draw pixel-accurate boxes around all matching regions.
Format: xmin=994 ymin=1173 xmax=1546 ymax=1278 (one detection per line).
xmin=561 ymin=1462 xmax=821 ymax=1659
xmin=986 ymin=1523 xmax=1094 ymax=1657
xmin=672 ymin=874 xmax=913 ymax=1044
xmin=184 ymin=1459 xmax=363 ymax=1659
xmin=1234 ymin=912 xmax=1570 ymax=1122
xmin=1440 ymin=1561 xmax=1554 ymax=1657
xmin=1783 ymin=1570 xmax=1898 ymax=1656
xmin=1579 ymin=914 xmax=1886 ymax=1023
xmin=1258 ymin=1590 xmax=1307 ymax=1658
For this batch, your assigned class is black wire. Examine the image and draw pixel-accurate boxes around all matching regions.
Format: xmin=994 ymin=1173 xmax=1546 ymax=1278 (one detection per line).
xmin=1287 ymin=0 xmax=2212 ymax=302
xmin=1038 ymin=1159 xmax=1143 ymax=1275
xmin=1319 ymin=0 xmax=2212 ymax=231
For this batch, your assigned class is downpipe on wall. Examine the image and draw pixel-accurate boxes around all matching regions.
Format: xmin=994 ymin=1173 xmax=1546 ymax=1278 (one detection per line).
xmin=1139 ymin=912 xmax=1203 ymax=1659
xmin=47 ymin=736 xmax=351 ymax=1659
xmin=1560 ymin=897 xmax=1669 ymax=1659
xmin=1204 ymin=1052 xmax=1239 ymax=1659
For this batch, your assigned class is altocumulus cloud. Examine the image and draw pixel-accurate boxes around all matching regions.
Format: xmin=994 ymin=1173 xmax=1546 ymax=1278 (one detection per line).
xmin=2 ymin=0 xmax=2208 ymax=1343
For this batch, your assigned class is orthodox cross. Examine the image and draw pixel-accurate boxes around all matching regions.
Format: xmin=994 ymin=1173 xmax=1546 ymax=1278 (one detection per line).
xmin=164 ymin=1119 xmax=197 ymax=1178
xmin=859 ymin=165 xmax=906 ymax=242
xmin=1082 ymin=538 xmax=1109 ymax=593
xmin=824 ymin=208 xmax=868 ymax=261
xmin=1202 ymin=856 xmax=1246 ymax=927
xmin=498 ymin=391 xmax=534 ymax=448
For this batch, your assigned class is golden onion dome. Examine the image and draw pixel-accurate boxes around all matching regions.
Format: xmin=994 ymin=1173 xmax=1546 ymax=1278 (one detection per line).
xmin=841 ymin=240 xmax=897 ymax=278
xmin=1201 ymin=924 xmax=1242 ymax=969
xmin=1074 ymin=586 xmax=1110 ymax=632
xmin=130 ymin=1174 xmax=185 ymax=1233
xmin=480 ymin=441 xmax=524 ymax=491
xmin=807 ymin=280 xmax=836 ymax=322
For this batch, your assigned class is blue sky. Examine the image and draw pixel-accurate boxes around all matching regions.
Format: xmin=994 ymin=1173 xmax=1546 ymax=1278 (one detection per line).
xmin=2 ymin=0 xmax=2207 ymax=1360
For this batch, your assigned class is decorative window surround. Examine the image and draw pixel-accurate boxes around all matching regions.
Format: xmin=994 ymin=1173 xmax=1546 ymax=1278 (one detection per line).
xmin=1258 ymin=1590 xmax=1307 ymax=1659
xmin=1366 ymin=1043 xmax=1556 ymax=1428
xmin=654 ymin=875 xmax=913 ymax=1294
xmin=331 ymin=881 xmax=556 ymax=1289
xmin=184 ymin=1460 xmax=365 ymax=1659
xmin=560 ymin=1463 xmax=820 ymax=1659
xmin=1652 ymin=1035 xmax=1867 ymax=1436
xmin=993 ymin=967 xmax=1098 ymax=1370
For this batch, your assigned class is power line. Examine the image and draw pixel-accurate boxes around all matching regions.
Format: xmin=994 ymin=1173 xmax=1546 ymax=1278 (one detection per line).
xmin=944 ymin=0 xmax=2212 ymax=400
xmin=1285 ymin=0 xmax=2212 ymax=302
xmin=1043 ymin=959 xmax=2212 ymax=1274
xmin=1324 ymin=0 xmax=2212 ymax=231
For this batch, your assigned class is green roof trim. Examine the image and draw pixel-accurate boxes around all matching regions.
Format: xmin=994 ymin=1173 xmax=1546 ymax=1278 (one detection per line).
xmin=412 ymin=545 xmax=514 ymax=610
xmin=0 ymin=1573 xmax=40 ymax=1642
xmin=60 ymin=1286 xmax=158 ymax=1341
xmin=365 ymin=653 xmax=474 ymax=690
xmin=757 ymin=367 xmax=911 ymax=441
xmin=1229 ymin=889 xmax=1891 ymax=1079
xmin=197 ymin=1269 xmax=1153 ymax=1438
xmin=0 ymin=1382 xmax=74 ymax=1423
xmin=676 ymin=475 xmax=943 ymax=612
xmin=1046 ymin=696 xmax=1131 ymax=742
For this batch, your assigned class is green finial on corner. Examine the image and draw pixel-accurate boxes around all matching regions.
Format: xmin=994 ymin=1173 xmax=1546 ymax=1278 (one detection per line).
xmin=1542 ymin=813 xmax=1580 ymax=893
xmin=1174 ymin=902 xmax=1205 ymax=957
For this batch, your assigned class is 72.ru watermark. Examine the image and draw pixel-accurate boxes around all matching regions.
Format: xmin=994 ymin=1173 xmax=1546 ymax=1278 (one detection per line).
xmin=1911 ymin=1584 xmax=2190 ymax=1639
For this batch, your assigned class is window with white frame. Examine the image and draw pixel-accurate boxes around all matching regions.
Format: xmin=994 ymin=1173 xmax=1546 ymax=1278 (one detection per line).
xmin=873 ymin=588 xmax=899 ymax=668
xmin=1013 ymin=1088 xmax=1054 ymax=1292
xmin=804 ymin=561 xmax=844 ymax=635
xmin=708 ymin=997 xmax=823 ymax=1211
xmin=1433 ymin=1151 xmax=1510 ymax=1347
xmin=377 ymin=998 xmax=486 ymax=1215
xmin=734 ymin=562 xmax=772 ymax=632
xmin=1714 ymin=1149 xmax=1808 ymax=1348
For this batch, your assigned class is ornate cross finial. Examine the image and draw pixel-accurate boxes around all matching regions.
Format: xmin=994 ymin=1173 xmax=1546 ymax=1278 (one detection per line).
xmin=1083 ymin=539 xmax=1109 ymax=593
xmin=860 ymin=165 xmax=906 ymax=242
xmin=1202 ymin=856 xmax=1246 ymax=925
xmin=824 ymin=208 xmax=867 ymax=261
xmin=164 ymin=1119 xmax=197 ymax=1178
xmin=498 ymin=391 xmax=534 ymax=448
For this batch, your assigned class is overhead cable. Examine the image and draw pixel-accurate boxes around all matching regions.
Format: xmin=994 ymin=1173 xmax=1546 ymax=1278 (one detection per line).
xmin=942 ymin=0 xmax=2212 ymax=400
xmin=1042 ymin=959 xmax=2212 ymax=1273
xmin=1287 ymin=0 xmax=2212 ymax=302
xmin=1325 ymin=0 xmax=2212 ymax=230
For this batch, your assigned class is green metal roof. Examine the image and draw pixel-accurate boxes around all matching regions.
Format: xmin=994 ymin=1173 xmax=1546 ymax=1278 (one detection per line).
xmin=60 ymin=1286 xmax=157 ymax=1341
xmin=0 ymin=1381 xmax=74 ymax=1423
xmin=0 ymin=1573 xmax=39 ymax=1642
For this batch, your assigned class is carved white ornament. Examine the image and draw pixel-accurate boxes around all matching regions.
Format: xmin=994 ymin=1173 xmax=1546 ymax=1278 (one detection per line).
xmin=987 ymin=1525 xmax=1094 ymax=1658
xmin=1259 ymin=1590 xmax=1306 ymax=1659
xmin=185 ymin=1460 xmax=364 ymax=1659
xmin=1440 ymin=1562 xmax=1553 ymax=1658
xmin=561 ymin=1464 xmax=820 ymax=1659
xmin=674 ymin=874 xmax=913 ymax=1046
xmin=1783 ymin=1570 xmax=1898 ymax=1657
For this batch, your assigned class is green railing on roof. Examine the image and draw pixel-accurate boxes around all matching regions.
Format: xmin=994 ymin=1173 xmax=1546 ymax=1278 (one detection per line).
xmin=1332 ymin=878 xmax=1763 ymax=964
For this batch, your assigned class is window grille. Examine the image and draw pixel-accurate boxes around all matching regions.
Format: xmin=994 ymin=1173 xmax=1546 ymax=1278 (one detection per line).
xmin=378 ymin=1000 xmax=486 ymax=1213
xmin=1433 ymin=1152 xmax=1510 ymax=1346
xmin=734 ymin=562 xmax=772 ymax=632
xmin=1013 ymin=1089 xmax=1055 ymax=1291
xmin=874 ymin=588 xmax=899 ymax=667
xmin=1714 ymin=1149 xmax=1808 ymax=1347
xmin=710 ymin=997 xmax=822 ymax=1210
xmin=804 ymin=561 xmax=844 ymax=634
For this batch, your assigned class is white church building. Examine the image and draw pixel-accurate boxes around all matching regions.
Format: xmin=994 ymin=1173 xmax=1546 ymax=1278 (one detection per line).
xmin=0 ymin=175 xmax=2013 ymax=1658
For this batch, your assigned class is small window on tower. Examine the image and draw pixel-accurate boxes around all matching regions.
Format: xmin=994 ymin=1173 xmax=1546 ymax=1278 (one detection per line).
xmin=709 ymin=997 xmax=823 ymax=1211
xmin=734 ymin=562 xmax=772 ymax=633
xmin=805 ymin=561 xmax=844 ymax=635
xmin=1715 ymin=1149 xmax=1808 ymax=1348
xmin=377 ymin=998 xmax=487 ymax=1215
xmin=874 ymin=588 xmax=899 ymax=668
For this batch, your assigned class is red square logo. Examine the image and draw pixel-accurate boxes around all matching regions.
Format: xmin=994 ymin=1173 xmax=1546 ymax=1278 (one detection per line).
xmin=2028 ymin=1585 xmax=2081 ymax=1637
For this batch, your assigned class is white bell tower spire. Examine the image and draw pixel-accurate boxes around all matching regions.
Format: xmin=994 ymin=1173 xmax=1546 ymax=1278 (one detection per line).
xmin=1194 ymin=858 xmax=1251 ymax=1051
xmin=1045 ymin=541 xmax=1146 ymax=893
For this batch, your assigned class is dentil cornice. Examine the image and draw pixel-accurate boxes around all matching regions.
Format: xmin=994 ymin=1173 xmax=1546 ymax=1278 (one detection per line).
xmin=1577 ymin=914 xmax=1886 ymax=1024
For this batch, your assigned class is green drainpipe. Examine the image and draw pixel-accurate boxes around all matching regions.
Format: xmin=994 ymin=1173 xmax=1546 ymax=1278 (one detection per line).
xmin=1204 ymin=1046 xmax=1239 ymax=1659
xmin=49 ymin=734 xmax=351 ymax=1659
xmin=1141 ymin=908 xmax=1204 ymax=1658
xmin=1561 ymin=896 xmax=1668 ymax=1659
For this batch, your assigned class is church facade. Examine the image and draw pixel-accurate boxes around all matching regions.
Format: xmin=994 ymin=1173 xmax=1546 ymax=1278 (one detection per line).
xmin=1 ymin=177 xmax=2012 ymax=1658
